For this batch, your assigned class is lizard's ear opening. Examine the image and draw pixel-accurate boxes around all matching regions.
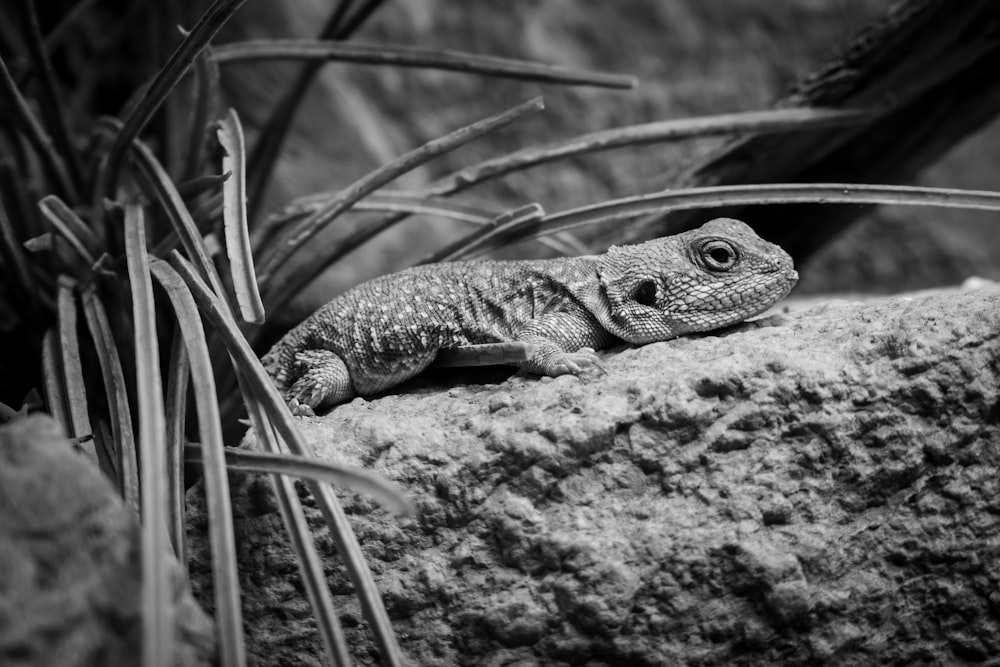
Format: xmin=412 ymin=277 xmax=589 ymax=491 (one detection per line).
xmin=632 ymin=279 xmax=658 ymax=307
xmin=594 ymin=271 xmax=677 ymax=343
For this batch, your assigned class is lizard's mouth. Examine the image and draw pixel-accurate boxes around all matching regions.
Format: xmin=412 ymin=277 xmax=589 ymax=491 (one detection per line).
xmin=684 ymin=268 xmax=798 ymax=315
xmin=754 ymin=268 xmax=798 ymax=304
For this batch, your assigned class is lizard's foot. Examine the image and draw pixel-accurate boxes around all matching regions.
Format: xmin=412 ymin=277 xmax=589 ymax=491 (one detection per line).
xmin=541 ymin=347 xmax=608 ymax=377
xmin=286 ymin=349 xmax=356 ymax=414
xmin=287 ymin=398 xmax=317 ymax=417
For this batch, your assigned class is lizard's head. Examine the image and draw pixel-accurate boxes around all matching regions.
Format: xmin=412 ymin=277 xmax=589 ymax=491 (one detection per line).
xmin=595 ymin=218 xmax=798 ymax=343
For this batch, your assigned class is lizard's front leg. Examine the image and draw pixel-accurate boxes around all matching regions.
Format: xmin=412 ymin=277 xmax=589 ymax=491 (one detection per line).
xmin=514 ymin=310 xmax=614 ymax=377
xmin=286 ymin=349 xmax=357 ymax=415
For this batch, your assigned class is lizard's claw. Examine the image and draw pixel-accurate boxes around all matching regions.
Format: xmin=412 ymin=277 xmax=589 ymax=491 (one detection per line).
xmin=286 ymin=396 xmax=317 ymax=417
xmin=549 ymin=347 xmax=608 ymax=377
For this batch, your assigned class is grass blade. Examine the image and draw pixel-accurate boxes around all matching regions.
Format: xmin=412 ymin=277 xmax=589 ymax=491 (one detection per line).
xmin=100 ymin=0 xmax=247 ymax=196
xmin=171 ymin=251 xmax=405 ymax=667
xmin=216 ymin=108 xmax=263 ymax=323
xmin=242 ymin=397 xmax=352 ymax=667
xmin=0 ymin=190 xmax=36 ymax=311
xmin=418 ymin=203 xmax=546 ymax=264
xmin=80 ymin=284 xmax=139 ymax=512
xmin=253 ymin=190 xmax=500 ymax=248
xmin=247 ymin=190 xmax=586 ymax=269
xmin=56 ymin=279 xmax=98 ymax=463
xmin=531 ymin=182 xmax=1000 ymax=240
xmin=182 ymin=48 xmax=222 ymax=183
xmin=213 ymin=39 xmax=637 ymax=89
xmin=0 ymin=52 xmax=78 ymax=201
xmin=249 ymin=190 xmax=574 ymax=271
xmin=41 ymin=328 xmax=69 ymax=431
xmin=0 ymin=160 xmax=48 ymax=250
xmin=149 ymin=257 xmax=247 ymax=667
xmin=177 ymin=172 xmax=231 ymax=199
xmin=41 ymin=0 xmax=101 ymax=52
xmin=38 ymin=195 xmax=101 ymax=265
xmin=437 ymin=182 xmax=1000 ymax=259
xmin=91 ymin=419 xmax=118 ymax=485
xmin=129 ymin=136 xmax=230 ymax=305
xmin=17 ymin=0 xmax=84 ymax=194
xmin=426 ymin=107 xmax=875 ymax=197
xmin=163 ymin=328 xmax=189 ymax=558
xmin=123 ymin=202 xmax=173 ymax=667
xmin=23 ymin=233 xmax=54 ymax=253
xmin=258 ymin=97 xmax=545 ymax=304
xmin=185 ymin=444 xmax=412 ymax=517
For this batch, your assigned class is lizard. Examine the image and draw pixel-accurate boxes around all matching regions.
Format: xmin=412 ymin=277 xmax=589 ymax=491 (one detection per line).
xmin=262 ymin=218 xmax=798 ymax=415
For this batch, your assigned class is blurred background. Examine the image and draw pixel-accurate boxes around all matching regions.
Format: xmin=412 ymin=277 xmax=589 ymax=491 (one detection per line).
xmin=216 ymin=0 xmax=1000 ymax=311
xmin=7 ymin=0 xmax=1000 ymax=318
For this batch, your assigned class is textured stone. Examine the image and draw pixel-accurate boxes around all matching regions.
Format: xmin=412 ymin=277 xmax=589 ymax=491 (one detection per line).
xmin=209 ymin=285 xmax=1000 ymax=665
xmin=0 ymin=416 xmax=215 ymax=667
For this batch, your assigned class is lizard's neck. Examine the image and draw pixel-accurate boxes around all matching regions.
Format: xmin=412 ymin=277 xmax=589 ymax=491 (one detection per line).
xmin=556 ymin=257 xmax=627 ymax=338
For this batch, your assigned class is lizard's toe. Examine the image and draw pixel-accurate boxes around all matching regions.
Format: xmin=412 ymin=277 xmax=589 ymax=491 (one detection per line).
xmin=286 ymin=397 xmax=317 ymax=417
xmin=550 ymin=348 xmax=608 ymax=376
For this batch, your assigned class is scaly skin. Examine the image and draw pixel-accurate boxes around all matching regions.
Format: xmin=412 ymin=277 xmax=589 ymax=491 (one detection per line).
xmin=262 ymin=218 xmax=798 ymax=414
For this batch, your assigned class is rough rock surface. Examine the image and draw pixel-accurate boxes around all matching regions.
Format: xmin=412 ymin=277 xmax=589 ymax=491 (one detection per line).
xmin=0 ymin=416 xmax=215 ymax=667
xmin=205 ymin=285 xmax=1000 ymax=665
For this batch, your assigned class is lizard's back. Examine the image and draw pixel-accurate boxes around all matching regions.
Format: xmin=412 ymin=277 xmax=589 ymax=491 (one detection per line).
xmin=264 ymin=255 xmax=600 ymax=396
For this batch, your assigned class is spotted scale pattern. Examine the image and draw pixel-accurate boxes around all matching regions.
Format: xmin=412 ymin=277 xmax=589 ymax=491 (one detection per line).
xmin=262 ymin=218 xmax=798 ymax=414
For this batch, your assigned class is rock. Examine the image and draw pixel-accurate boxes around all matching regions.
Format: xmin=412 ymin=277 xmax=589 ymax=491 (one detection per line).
xmin=207 ymin=286 xmax=1000 ymax=665
xmin=0 ymin=415 xmax=215 ymax=667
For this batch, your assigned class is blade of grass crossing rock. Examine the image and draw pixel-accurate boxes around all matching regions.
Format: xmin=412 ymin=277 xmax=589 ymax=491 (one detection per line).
xmin=150 ymin=257 xmax=247 ymax=667
xmin=185 ymin=444 xmax=412 ymax=517
xmin=123 ymin=203 xmax=173 ymax=667
xmin=170 ymin=251 xmax=405 ymax=666
xmin=241 ymin=393 xmax=352 ymax=667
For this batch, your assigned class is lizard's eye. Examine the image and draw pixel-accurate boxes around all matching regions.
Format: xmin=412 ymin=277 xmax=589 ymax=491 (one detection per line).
xmin=700 ymin=240 xmax=738 ymax=271
xmin=633 ymin=279 xmax=658 ymax=307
